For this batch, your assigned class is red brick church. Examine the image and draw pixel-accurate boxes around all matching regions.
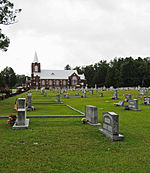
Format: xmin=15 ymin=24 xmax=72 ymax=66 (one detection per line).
xmin=30 ymin=52 xmax=86 ymax=89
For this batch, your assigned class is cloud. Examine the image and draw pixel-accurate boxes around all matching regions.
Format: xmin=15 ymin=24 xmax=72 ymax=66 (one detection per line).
xmin=1 ymin=0 xmax=150 ymax=75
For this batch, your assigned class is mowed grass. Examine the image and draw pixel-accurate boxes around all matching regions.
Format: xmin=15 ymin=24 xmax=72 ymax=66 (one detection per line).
xmin=0 ymin=89 xmax=150 ymax=172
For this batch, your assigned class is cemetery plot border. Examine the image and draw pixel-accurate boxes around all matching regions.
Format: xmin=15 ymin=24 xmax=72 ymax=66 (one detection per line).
xmin=1 ymin=103 xmax=85 ymax=119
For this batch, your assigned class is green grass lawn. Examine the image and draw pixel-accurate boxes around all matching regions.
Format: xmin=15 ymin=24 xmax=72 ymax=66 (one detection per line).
xmin=0 ymin=89 xmax=150 ymax=173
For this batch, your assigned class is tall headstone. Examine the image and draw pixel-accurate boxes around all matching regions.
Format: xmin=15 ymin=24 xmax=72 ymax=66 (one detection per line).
xmin=128 ymin=99 xmax=141 ymax=111
xmin=18 ymin=98 xmax=26 ymax=109
xmin=112 ymin=90 xmax=118 ymax=99
xmin=83 ymin=91 xmax=86 ymax=98
xmin=56 ymin=94 xmax=60 ymax=103
xmin=41 ymin=87 xmax=45 ymax=96
xmin=26 ymin=93 xmax=34 ymax=111
xmin=95 ymin=84 xmax=97 ymax=90
xmin=99 ymin=112 xmax=124 ymax=141
xmin=12 ymin=98 xmax=29 ymax=129
xmin=85 ymin=105 xmax=101 ymax=126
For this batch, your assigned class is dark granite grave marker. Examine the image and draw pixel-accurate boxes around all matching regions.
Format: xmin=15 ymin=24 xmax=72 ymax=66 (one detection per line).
xmin=128 ymin=99 xmax=141 ymax=111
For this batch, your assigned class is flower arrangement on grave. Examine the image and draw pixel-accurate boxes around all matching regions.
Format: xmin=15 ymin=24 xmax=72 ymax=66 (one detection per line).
xmin=81 ymin=118 xmax=88 ymax=124
xmin=7 ymin=114 xmax=17 ymax=126
xmin=124 ymin=105 xmax=129 ymax=110
xmin=124 ymin=98 xmax=128 ymax=102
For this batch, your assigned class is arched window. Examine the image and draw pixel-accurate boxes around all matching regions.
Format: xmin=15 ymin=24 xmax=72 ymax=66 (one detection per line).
xmin=49 ymin=80 xmax=52 ymax=85
xmin=63 ymin=80 xmax=66 ymax=85
xmin=34 ymin=65 xmax=38 ymax=72
xmin=72 ymin=76 xmax=77 ymax=85
xmin=56 ymin=80 xmax=59 ymax=85
xmin=42 ymin=80 xmax=45 ymax=85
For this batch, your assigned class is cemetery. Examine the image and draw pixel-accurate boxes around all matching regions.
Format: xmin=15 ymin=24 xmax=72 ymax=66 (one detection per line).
xmin=1 ymin=0 xmax=150 ymax=172
xmin=0 ymin=88 xmax=150 ymax=172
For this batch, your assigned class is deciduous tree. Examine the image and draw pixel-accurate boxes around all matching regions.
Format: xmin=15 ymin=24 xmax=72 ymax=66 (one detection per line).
xmin=0 ymin=0 xmax=21 ymax=51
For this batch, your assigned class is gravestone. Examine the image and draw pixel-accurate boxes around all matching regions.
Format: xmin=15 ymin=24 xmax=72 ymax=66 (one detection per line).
xmin=95 ymin=84 xmax=97 ymax=90
xmin=75 ymin=92 xmax=79 ymax=96
xmin=114 ymin=101 xmax=124 ymax=106
xmin=41 ymin=87 xmax=45 ymax=96
xmin=112 ymin=90 xmax=118 ymax=99
xmin=26 ymin=93 xmax=34 ymax=111
xmin=44 ymin=91 xmax=47 ymax=96
xmin=64 ymin=89 xmax=67 ymax=93
xmin=18 ymin=98 xmax=26 ymax=109
xmin=99 ymin=93 xmax=103 ymax=97
xmin=66 ymin=93 xmax=69 ymax=99
xmin=140 ymin=89 xmax=145 ymax=95
xmin=89 ymin=90 xmax=92 ymax=95
xmin=144 ymin=97 xmax=150 ymax=105
xmin=36 ymin=87 xmax=38 ymax=92
xmin=85 ymin=105 xmax=101 ymax=126
xmin=99 ymin=112 xmax=124 ymax=141
xmin=83 ymin=91 xmax=86 ymax=98
xmin=125 ymin=94 xmax=131 ymax=101
xmin=12 ymin=98 xmax=29 ymax=130
xmin=128 ymin=99 xmax=141 ymax=111
xmin=89 ymin=90 xmax=93 ymax=95
xmin=140 ymin=89 xmax=147 ymax=95
xmin=56 ymin=94 xmax=60 ymax=103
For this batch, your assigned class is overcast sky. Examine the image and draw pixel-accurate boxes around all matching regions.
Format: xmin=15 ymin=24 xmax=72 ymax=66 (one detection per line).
xmin=1 ymin=0 xmax=150 ymax=75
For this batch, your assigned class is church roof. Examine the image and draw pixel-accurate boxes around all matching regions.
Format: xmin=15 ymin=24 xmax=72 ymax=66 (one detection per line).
xmin=34 ymin=70 xmax=85 ymax=79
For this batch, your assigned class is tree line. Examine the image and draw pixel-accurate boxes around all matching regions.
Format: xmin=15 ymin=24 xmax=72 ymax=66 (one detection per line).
xmin=0 ymin=67 xmax=27 ymax=88
xmin=72 ymin=57 xmax=150 ymax=88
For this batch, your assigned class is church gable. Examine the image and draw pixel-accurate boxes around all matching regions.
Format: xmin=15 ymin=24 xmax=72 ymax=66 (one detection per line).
xmin=69 ymin=72 xmax=80 ymax=86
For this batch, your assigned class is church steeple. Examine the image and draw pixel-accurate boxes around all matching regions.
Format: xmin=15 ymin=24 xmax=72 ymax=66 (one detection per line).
xmin=31 ymin=52 xmax=41 ymax=73
xmin=31 ymin=52 xmax=41 ymax=89
xmin=33 ymin=51 xmax=39 ymax=63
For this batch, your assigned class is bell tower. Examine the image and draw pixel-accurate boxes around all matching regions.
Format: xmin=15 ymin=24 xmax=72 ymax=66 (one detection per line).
xmin=31 ymin=51 xmax=41 ymax=73
xmin=31 ymin=52 xmax=41 ymax=88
